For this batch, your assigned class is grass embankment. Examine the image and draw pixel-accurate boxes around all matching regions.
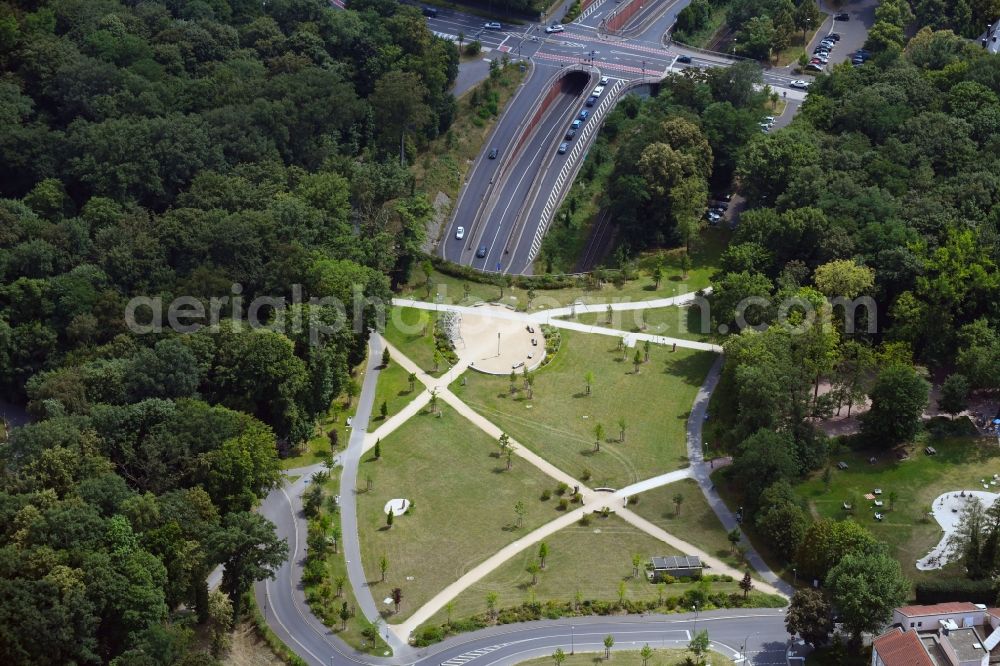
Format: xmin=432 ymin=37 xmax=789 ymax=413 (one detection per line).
xmin=633 ymin=479 xmax=746 ymax=572
xmin=414 ymin=61 xmax=527 ymax=206
xmin=672 ymin=2 xmax=732 ymax=49
xmin=425 ymin=514 xmax=755 ymax=624
xmin=520 ymin=649 xmax=735 ymax=666
xmin=566 ymin=305 xmax=716 ymax=343
xmin=452 ymin=330 xmax=717 ymax=488
xmin=778 ymin=15 xmax=831 ymax=69
xmin=356 ymin=404 xmax=556 ymax=621
xmin=399 ymin=228 xmax=729 ymax=310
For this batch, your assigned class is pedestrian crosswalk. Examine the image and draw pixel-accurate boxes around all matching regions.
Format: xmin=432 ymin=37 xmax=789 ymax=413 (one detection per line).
xmin=574 ymin=0 xmax=608 ymax=23
xmin=440 ymin=642 xmax=515 ymax=666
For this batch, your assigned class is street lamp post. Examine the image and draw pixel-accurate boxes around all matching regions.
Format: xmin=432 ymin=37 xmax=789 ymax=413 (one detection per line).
xmin=571 ymin=625 xmax=575 ymax=654
xmin=692 ymin=603 xmax=700 ymax=634
xmin=793 ymin=568 xmax=798 ymax=586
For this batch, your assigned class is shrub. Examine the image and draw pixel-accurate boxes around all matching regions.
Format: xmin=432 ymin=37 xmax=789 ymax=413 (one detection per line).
xmin=540 ymin=489 xmax=551 ymax=501
xmin=464 ymin=40 xmax=482 ymax=56
xmin=580 ymin=468 xmax=592 ymax=481
xmin=579 ymin=513 xmax=592 ymax=526
xmin=412 ymin=625 xmax=446 ymax=647
xmin=558 ymin=498 xmax=569 ymax=511
xmin=556 ymin=482 xmax=569 ymax=495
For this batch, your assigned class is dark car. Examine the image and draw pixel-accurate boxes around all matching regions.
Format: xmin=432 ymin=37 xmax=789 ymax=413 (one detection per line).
xmin=677 ymin=54 xmax=692 ymax=63
xmin=578 ymin=110 xmax=589 ymax=121
xmin=565 ymin=129 xmax=577 ymax=140
xmin=834 ymin=12 xmax=849 ymax=20
xmin=488 ymin=148 xmax=499 ymax=159
xmin=828 ymin=32 xmax=841 ymax=40
xmin=585 ymin=95 xmax=598 ymax=107
xmin=476 ymin=245 xmax=488 ymax=258
xmin=421 ymin=6 xmax=438 ymax=17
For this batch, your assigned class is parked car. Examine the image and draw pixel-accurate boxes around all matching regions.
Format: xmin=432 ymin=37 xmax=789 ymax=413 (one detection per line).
xmin=578 ymin=109 xmax=589 ymax=120
xmin=677 ymin=54 xmax=692 ymax=63
xmin=805 ymin=63 xmax=824 ymax=71
xmin=828 ymin=32 xmax=841 ymax=41
xmin=455 ymin=226 xmax=465 ymax=240
xmin=476 ymin=244 xmax=488 ymax=257
xmin=790 ymin=79 xmax=810 ymax=89
xmin=565 ymin=129 xmax=577 ymax=140
xmin=834 ymin=12 xmax=849 ymax=20
xmin=545 ymin=23 xmax=565 ymax=33
xmin=421 ymin=6 xmax=438 ymax=17
xmin=484 ymin=21 xmax=502 ymax=29
xmin=585 ymin=95 xmax=598 ymax=107
xmin=558 ymin=142 xmax=569 ymax=154
xmin=488 ymin=147 xmax=499 ymax=159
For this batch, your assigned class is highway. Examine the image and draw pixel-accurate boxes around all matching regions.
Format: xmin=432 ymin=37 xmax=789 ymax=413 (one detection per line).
xmin=434 ymin=0 xmax=813 ymax=275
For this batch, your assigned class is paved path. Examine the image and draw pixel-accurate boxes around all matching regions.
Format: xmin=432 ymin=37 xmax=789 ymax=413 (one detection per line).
xmin=392 ymin=292 xmax=722 ymax=353
xmin=339 ymin=335 xmax=414 ymax=655
xmin=684 ymin=356 xmax=793 ymax=597
xmin=258 ymin=304 xmax=791 ymax=664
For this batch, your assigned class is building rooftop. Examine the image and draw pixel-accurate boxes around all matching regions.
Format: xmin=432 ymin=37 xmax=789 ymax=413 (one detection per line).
xmin=946 ymin=627 xmax=988 ymax=662
xmin=873 ymin=627 xmax=934 ymax=666
xmin=897 ymin=602 xmax=981 ymax=618
xmin=650 ymin=555 xmax=701 ymax=570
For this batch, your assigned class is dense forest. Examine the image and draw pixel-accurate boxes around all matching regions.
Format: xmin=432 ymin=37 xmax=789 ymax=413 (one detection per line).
xmin=703 ymin=28 xmax=1000 ymax=652
xmin=0 ymin=0 xmax=456 ymax=662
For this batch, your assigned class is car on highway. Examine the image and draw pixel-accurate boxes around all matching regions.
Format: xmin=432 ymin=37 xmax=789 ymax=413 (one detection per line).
xmin=585 ymin=95 xmax=598 ymax=107
xmin=421 ymin=6 xmax=438 ymax=17
xmin=578 ymin=110 xmax=589 ymax=120
xmin=484 ymin=21 xmax=502 ymax=29
xmin=565 ymin=128 xmax=576 ymax=140
xmin=545 ymin=23 xmax=565 ymax=33
xmin=834 ymin=12 xmax=849 ymax=20
xmin=592 ymin=85 xmax=605 ymax=96
xmin=790 ymin=79 xmax=810 ymax=89
xmin=488 ymin=148 xmax=499 ymax=159
xmin=558 ymin=142 xmax=569 ymax=154
xmin=599 ymin=76 xmax=609 ymax=85
xmin=455 ymin=226 xmax=465 ymax=240
xmin=476 ymin=244 xmax=488 ymax=257
xmin=677 ymin=55 xmax=692 ymax=63
xmin=571 ymin=119 xmax=582 ymax=129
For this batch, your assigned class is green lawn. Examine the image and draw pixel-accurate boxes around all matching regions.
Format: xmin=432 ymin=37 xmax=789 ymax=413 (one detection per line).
xmin=794 ymin=435 xmax=1000 ymax=585
xmin=381 ymin=307 xmax=447 ymax=377
xmin=632 ymin=479 xmax=745 ymax=572
xmin=566 ymin=305 xmax=715 ymax=343
xmin=356 ymin=404 xmax=556 ymax=621
xmin=425 ymin=514 xmax=750 ymax=625
xmin=519 ymin=648 xmax=734 ymax=666
xmin=372 ymin=361 xmax=420 ymax=424
xmin=451 ymin=330 xmax=717 ymax=488
xmin=398 ymin=228 xmax=729 ymax=310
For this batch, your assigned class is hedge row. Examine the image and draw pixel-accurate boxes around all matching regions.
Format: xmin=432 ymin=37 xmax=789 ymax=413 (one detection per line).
xmin=915 ymin=579 xmax=997 ymax=605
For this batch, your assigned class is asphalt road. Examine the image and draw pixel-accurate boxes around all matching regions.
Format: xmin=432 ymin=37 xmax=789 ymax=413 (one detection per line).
xmin=437 ymin=0 xmax=821 ymax=274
